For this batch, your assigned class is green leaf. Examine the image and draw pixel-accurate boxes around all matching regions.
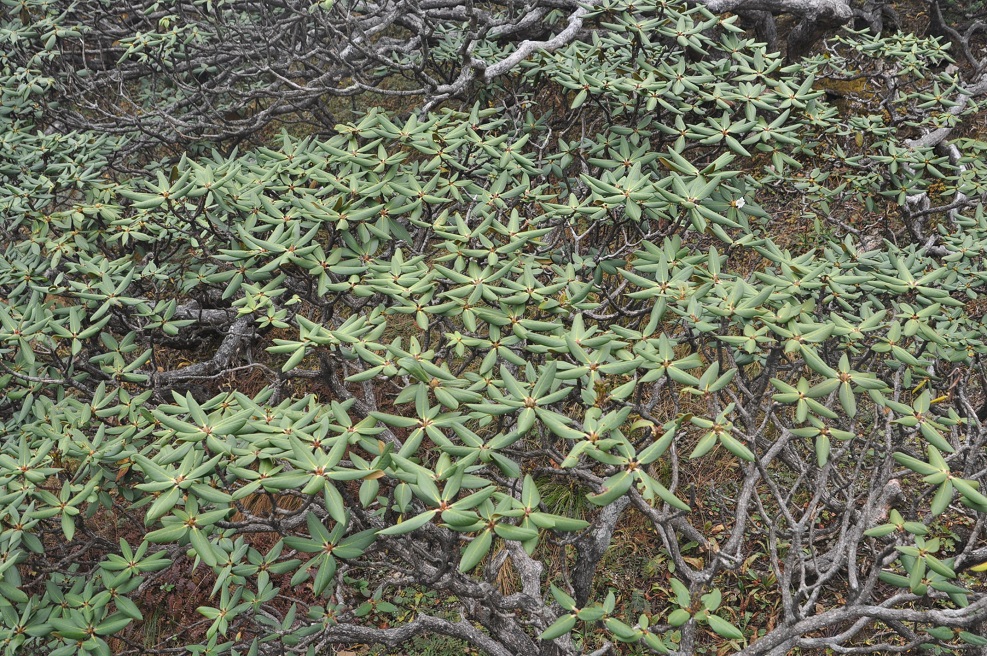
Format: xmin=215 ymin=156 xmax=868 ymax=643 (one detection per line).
xmin=551 ymin=585 xmax=577 ymax=611
xmin=637 ymin=424 xmax=676 ymax=464
xmin=838 ymin=382 xmax=856 ymax=417
xmin=377 ymin=510 xmax=437 ymax=535
xmin=146 ymin=487 xmax=181 ymax=523
xmin=493 ymin=523 xmax=538 ymax=542
xmin=146 ymin=522 xmax=189 ymax=543
xmin=0 ymin=581 xmax=28 ymax=604
xmin=576 ymin=606 xmax=605 ymax=621
xmin=312 ymin=555 xmax=338 ymax=596
xmin=718 ymin=432 xmax=754 ymax=461
xmin=952 ymin=477 xmax=987 ymax=508
xmin=670 ymin=579 xmax=691 ymax=607
xmin=893 ymin=452 xmax=939 ymax=476
xmin=706 ymin=613 xmax=744 ymax=640
xmin=800 ymin=346 xmax=838 ymax=378
xmin=604 ymin=617 xmax=639 ymax=641
xmin=643 ymin=632 xmax=671 ymax=653
xmin=459 ymin=530 xmax=493 ymax=572
xmin=668 ymin=608 xmax=691 ymax=627
xmin=919 ymin=422 xmax=954 ymax=453
xmin=540 ymin=613 xmax=577 ymax=640
xmin=864 ymin=524 xmax=896 ymax=538
xmin=587 ymin=470 xmax=633 ymax=505
xmin=815 ymin=433 xmax=830 ymax=467
xmin=114 ymin=596 xmax=143 ymax=620
xmin=689 ymin=432 xmax=718 ymax=459
xmin=930 ymin=480 xmax=953 ymax=516
xmin=521 ymin=474 xmax=540 ymax=508
xmin=878 ymin=571 xmax=911 ymax=588
xmin=701 ymin=588 xmax=722 ymax=612
xmin=960 ymin=631 xmax=987 ymax=646
xmin=189 ymin=528 xmax=218 ymax=567
xmin=95 ymin=614 xmax=132 ymax=636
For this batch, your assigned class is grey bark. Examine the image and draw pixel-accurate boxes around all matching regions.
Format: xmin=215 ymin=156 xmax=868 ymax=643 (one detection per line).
xmin=572 ymin=497 xmax=630 ymax=607
xmin=697 ymin=0 xmax=853 ymax=59
xmin=153 ymin=315 xmax=253 ymax=386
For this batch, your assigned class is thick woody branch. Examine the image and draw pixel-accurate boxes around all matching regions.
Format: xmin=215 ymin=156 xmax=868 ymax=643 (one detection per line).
xmin=905 ymin=74 xmax=987 ymax=150
xmin=697 ymin=0 xmax=853 ymax=59
xmin=572 ymin=496 xmax=629 ymax=606
xmin=738 ymin=596 xmax=987 ymax=656
xmin=482 ymin=1 xmax=599 ymax=81
xmin=154 ymin=315 xmax=253 ymax=386
xmin=319 ymin=613 xmax=517 ymax=656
